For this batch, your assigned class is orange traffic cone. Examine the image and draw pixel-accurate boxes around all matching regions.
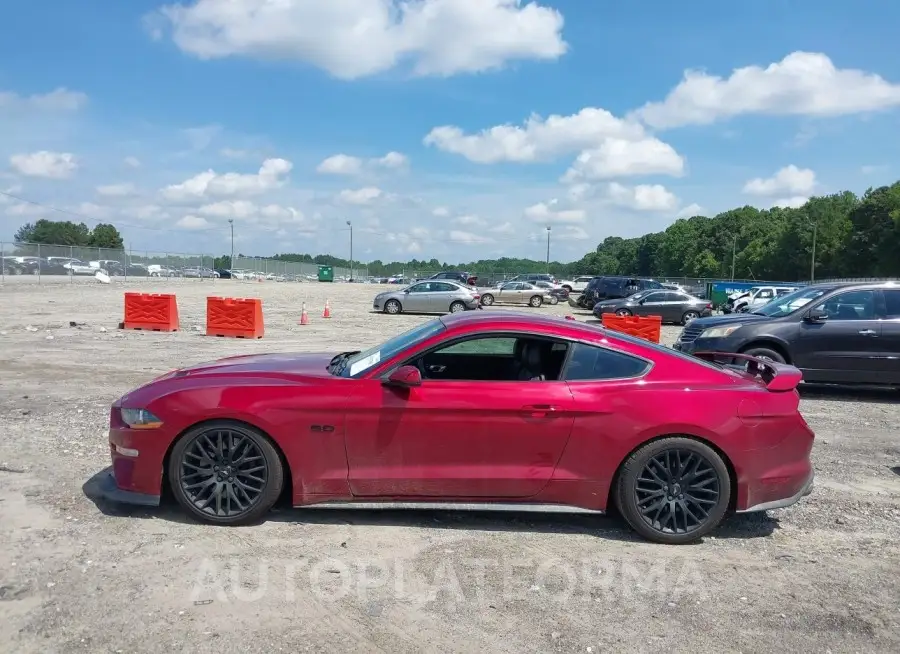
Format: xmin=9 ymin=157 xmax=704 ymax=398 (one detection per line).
xmin=299 ymin=302 xmax=310 ymax=325
xmin=323 ymin=299 xmax=332 ymax=319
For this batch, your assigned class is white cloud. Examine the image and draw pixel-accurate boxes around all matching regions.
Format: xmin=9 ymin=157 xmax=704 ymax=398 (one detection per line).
xmin=561 ymin=137 xmax=684 ymax=182
xmin=123 ymin=156 xmax=141 ymax=168
xmin=424 ymin=107 xmax=647 ymax=163
xmin=771 ymin=196 xmax=809 ymax=209
xmin=675 ymin=203 xmax=705 ymax=219
xmin=317 ymin=154 xmax=363 ymax=175
xmin=338 ymin=187 xmax=383 ymax=205
xmin=317 ymin=151 xmax=409 ymax=175
xmin=176 ymin=215 xmax=211 ymax=230
xmin=151 ymin=0 xmax=567 ymax=80
xmin=96 ymin=183 xmax=137 ymax=197
xmin=860 ymin=164 xmax=887 ymax=175
xmin=635 ymin=51 xmax=900 ymax=129
xmin=524 ymin=199 xmax=586 ymax=224
xmin=195 ymin=200 xmax=307 ymax=227
xmin=606 ymin=182 xmax=679 ymax=212
xmin=432 ymin=206 xmax=451 ymax=217
xmin=73 ymin=202 xmax=111 ymax=219
xmin=4 ymin=202 xmax=44 ymax=217
xmin=0 ymin=184 xmax=22 ymax=204
xmin=0 ymin=87 xmax=87 ymax=111
xmin=9 ymin=151 xmax=78 ymax=179
xmin=449 ymin=230 xmax=489 ymax=245
xmin=160 ymin=158 xmax=292 ymax=201
xmin=743 ymin=165 xmax=816 ymax=196
xmin=453 ymin=214 xmax=486 ymax=227
xmin=559 ymin=226 xmax=590 ymax=241
xmin=489 ymin=221 xmax=516 ymax=235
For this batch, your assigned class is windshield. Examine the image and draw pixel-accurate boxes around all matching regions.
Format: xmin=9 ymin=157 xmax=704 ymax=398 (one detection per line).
xmin=335 ymin=318 xmax=446 ymax=378
xmin=752 ymin=286 xmax=834 ymax=317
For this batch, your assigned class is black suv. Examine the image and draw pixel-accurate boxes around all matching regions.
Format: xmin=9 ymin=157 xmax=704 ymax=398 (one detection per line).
xmin=427 ymin=271 xmax=477 ymax=285
xmin=575 ymin=276 xmax=665 ymax=309
xmin=673 ymin=282 xmax=900 ymax=386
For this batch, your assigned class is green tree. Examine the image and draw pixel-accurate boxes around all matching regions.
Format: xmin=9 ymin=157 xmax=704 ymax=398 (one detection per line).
xmin=88 ymin=223 xmax=124 ymax=249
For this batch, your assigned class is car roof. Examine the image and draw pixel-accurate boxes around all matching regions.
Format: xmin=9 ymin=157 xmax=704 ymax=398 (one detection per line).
xmin=439 ymin=310 xmax=607 ymax=339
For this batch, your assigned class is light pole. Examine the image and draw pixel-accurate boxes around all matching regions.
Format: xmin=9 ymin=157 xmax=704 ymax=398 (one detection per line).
xmin=347 ymin=220 xmax=353 ymax=281
xmin=228 ymin=219 xmax=234 ymax=273
xmin=730 ymin=234 xmax=737 ymax=281
xmin=546 ymin=225 xmax=551 ymax=273
xmin=809 ymin=220 xmax=817 ymax=282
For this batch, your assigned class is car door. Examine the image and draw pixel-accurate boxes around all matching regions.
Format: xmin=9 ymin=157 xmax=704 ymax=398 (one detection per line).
xmin=877 ymin=288 xmax=900 ymax=384
xmin=343 ymin=333 xmax=577 ymax=498
xmin=634 ymin=291 xmax=667 ymax=319
xmin=793 ymin=289 xmax=884 ymax=383
xmin=429 ymin=282 xmax=455 ymax=311
xmin=752 ymin=288 xmax=775 ymax=308
xmin=403 ymin=282 xmax=432 ymax=312
xmin=499 ymin=282 xmax=521 ymax=304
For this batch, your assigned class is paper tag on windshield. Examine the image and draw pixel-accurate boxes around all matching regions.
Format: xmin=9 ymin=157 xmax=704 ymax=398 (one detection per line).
xmin=349 ymin=351 xmax=381 ymax=377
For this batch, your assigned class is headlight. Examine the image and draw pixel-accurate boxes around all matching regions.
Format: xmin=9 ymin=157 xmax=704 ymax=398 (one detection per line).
xmin=700 ymin=324 xmax=743 ymax=339
xmin=120 ymin=408 xmax=163 ymax=429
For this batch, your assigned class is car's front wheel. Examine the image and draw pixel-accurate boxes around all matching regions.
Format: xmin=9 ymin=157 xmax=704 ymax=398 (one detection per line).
xmin=615 ymin=437 xmax=731 ymax=544
xmin=384 ymin=299 xmax=402 ymax=314
xmin=742 ymin=346 xmax=785 ymax=363
xmin=529 ymin=295 xmax=543 ymax=307
xmin=169 ymin=420 xmax=284 ymax=525
xmin=480 ymin=294 xmax=495 ymax=306
xmin=549 ymin=295 xmax=559 ymax=305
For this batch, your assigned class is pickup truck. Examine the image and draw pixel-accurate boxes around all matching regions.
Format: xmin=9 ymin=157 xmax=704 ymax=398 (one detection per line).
xmin=557 ymin=275 xmax=596 ymax=294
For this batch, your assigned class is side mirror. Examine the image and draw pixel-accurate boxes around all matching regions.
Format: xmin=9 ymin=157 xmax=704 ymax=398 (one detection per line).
xmin=404 ymin=289 xmax=410 ymax=294
xmin=804 ymin=308 xmax=828 ymax=323
xmin=637 ymin=299 xmax=646 ymax=305
xmin=384 ymin=365 xmax=422 ymax=388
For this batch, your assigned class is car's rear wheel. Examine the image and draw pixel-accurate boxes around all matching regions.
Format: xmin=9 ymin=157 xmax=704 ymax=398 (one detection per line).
xmin=549 ymin=295 xmax=559 ymax=305
xmin=615 ymin=437 xmax=731 ymax=544
xmin=682 ymin=310 xmax=700 ymax=324
xmin=169 ymin=421 xmax=284 ymax=525
xmin=480 ymin=294 xmax=495 ymax=306
xmin=742 ymin=346 xmax=785 ymax=363
xmin=449 ymin=301 xmax=466 ymax=313
xmin=529 ymin=295 xmax=543 ymax=307
xmin=615 ymin=308 xmax=632 ymax=317
xmin=384 ymin=299 xmax=402 ymax=314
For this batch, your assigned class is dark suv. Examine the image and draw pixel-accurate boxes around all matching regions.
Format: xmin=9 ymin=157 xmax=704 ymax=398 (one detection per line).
xmin=574 ymin=276 xmax=665 ymax=309
xmin=427 ymin=271 xmax=477 ymax=285
xmin=673 ymin=282 xmax=900 ymax=386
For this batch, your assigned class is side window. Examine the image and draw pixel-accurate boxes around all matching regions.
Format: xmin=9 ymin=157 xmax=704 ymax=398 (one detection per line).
xmin=642 ymin=292 xmax=665 ymax=303
xmin=438 ymin=337 xmax=517 ymax=355
xmin=433 ymin=282 xmax=455 ymax=292
xmin=883 ymin=290 xmax=900 ymax=319
xmin=409 ymin=283 xmax=430 ymax=293
xmin=756 ymin=289 xmax=774 ymax=300
xmin=672 ymin=293 xmax=691 ymax=302
xmin=563 ymin=343 xmax=651 ymax=381
xmin=815 ymin=290 xmax=876 ymax=320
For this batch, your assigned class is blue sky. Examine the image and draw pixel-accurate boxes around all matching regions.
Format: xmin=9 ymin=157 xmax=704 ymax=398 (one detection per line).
xmin=2 ymin=0 xmax=899 ymax=263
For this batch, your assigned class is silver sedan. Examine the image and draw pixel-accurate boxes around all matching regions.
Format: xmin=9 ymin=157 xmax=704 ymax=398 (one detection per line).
xmin=373 ymin=281 xmax=481 ymax=315
xmin=478 ymin=281 xmax=554 ymax=307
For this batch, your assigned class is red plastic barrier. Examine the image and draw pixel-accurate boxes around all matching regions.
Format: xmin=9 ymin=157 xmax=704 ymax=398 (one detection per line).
xmin=600 ymin=313 xmax=662 ymax=343
xmin=123 ymin=293 xmax=179 ymax=332
xmin=206 ymin=297 xmax=264 ymax=339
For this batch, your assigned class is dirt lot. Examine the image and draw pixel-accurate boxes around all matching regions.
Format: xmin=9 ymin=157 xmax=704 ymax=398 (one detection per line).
xmin=1 ymin=276 xmax=899 ymax=653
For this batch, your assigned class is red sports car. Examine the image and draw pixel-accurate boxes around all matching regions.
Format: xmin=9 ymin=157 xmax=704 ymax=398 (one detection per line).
xmin=100 ymin=311 xmax=815 ymax=544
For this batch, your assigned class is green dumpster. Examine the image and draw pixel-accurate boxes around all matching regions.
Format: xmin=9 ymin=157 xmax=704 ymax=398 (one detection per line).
xmin=317 ymin=265 xmax=334 ymax=282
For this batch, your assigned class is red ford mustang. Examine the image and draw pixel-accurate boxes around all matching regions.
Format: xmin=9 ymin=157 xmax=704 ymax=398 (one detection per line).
xmin=100 ymin=311 xmax=815 ymax=544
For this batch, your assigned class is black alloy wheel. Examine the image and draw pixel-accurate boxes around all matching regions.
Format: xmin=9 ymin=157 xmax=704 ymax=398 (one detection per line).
xmin=615 ymin=437 xmax=730 ymax=544
xmin=169 ymin=421 xmax=284 ymax=525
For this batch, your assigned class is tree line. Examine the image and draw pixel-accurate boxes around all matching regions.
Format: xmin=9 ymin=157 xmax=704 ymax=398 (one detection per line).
xmin=10 ymin=180 xmax=900 ymax=281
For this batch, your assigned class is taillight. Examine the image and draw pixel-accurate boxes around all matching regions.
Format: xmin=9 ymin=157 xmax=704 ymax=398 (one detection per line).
xmin=706 ymin=303 xmax=712 ymax=309
xmin=473 ymin=294 xmax=480 ymax=299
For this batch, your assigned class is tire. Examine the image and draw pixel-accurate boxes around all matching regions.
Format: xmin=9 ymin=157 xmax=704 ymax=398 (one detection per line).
xmin=549 ymin=295 xmax=559 ymax=305
xmin=168 ymin=420 xmax=284 ymax=525
xmin=615 ymin=308 xmax=632 ymax=317
xmin=742 ymin=346 xmax=786 ymax=364
xmin=449 ymin=301 xmax=466 ymax=313
xmin=615 ymin=437 xmax=731 ymax=544
xmin=481 ymin=294 xmax=495 ymax=306
xmin=384 ymin=299 xmax=402 ymax=314
xmin=529 ymin=295 xmax=543 ymax=307
xmin=681 ymin=310 xmax=700 ymax=325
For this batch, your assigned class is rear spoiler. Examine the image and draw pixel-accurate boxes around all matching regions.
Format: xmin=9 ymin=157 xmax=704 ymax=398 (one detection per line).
xmin=693 ymin=352 xmax=803 ymax=392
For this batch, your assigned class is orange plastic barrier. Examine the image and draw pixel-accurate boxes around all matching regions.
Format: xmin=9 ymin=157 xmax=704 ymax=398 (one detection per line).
xmin=600 ymin=313 xmax=662 ymax=343
xmin=206 ymin=297 xmax=264 ymax=339
xmin=123 ymin=293 xmax=179 ymax=332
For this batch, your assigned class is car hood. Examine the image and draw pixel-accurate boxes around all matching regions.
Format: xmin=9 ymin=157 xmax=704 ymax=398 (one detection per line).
xmin=687 ymin=313 xmax=771 ymax=329
xmin=172 ymin=352 xmax=337 ymax=378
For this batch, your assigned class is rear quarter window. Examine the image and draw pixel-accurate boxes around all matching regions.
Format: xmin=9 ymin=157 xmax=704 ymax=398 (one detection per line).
xmin=563 ymin=342 xmax=650 ymax=381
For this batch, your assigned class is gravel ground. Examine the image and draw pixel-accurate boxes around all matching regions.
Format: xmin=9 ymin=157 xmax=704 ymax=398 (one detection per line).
xmin=1 ymin=276 xmax=899 ymax=653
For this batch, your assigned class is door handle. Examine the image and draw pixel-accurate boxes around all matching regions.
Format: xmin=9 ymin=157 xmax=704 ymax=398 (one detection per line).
xmin=521 ymin=404 xmax=558 ymax=418
xmin=858 ymin=329 xmax=877 ymax=336
xmin=427 ymin=364 xmax=446 ymax=373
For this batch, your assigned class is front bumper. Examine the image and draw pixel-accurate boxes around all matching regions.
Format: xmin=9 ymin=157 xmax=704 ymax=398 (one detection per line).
xmin=96 ymin=470 xmax=161 ymax=507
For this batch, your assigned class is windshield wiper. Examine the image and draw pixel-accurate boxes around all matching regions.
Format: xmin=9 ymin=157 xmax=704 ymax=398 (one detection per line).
xmin=750 ymin=311 xmax=768 ymax=316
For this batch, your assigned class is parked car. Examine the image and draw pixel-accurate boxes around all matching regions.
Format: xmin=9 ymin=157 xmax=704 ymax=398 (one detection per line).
xmin=573 ymin=276 xmax=666 ymax=309
xmin=593 ymin=290 xmax=713 ymax=325
xmin=63 ymin=259 xmax=99 ymax=275
xmin=426 ymin=271 xmax=478 ymax=286
xmin=1 ymin=257 xmax=25 ymax=275
xmin=21 ymin=257 xmax=69 ymax=275
xmin=673 ymin=282 xmax=900 ymax=386
xmin=374 ymin=281 xmax=481 ymax=315
xmin=533 ymin=280 xmax=569 ymax=305
xmin=557 ymin=276 xmax=596 ymax=294
xmin=733 ymin=286 xmax=799 ymax=313
xmin=479 ymin=281 xmax=553 ymax=307
xmin=99 ymin=311 xmax=815 ymax=544
xmin=505 ymin=273 xmax=556 ymax=285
